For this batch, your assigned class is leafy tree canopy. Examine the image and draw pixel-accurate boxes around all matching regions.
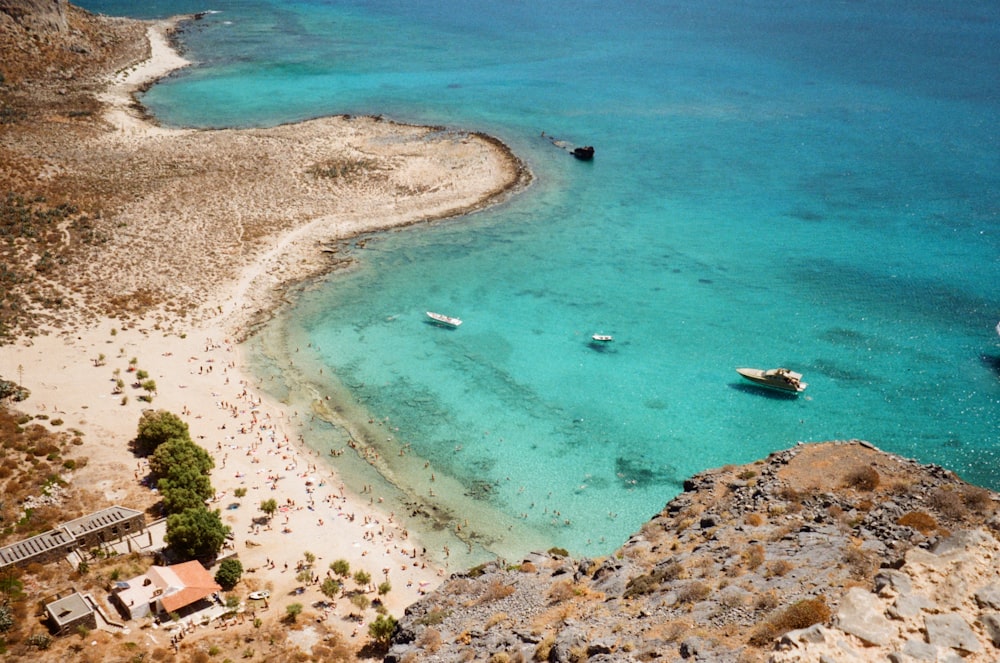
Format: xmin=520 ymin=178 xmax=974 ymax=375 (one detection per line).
xmin=215 ymin=558 xmax=243 ymax=591
xmin=158 ymin=464 xmax=214 ymax=502
xmin=134 ymin=410 xmax=190 ymax=456
xmin=149 ymin=437 xmax=214 ymax=482
xmin=164 ymin=507 xmax=229 ymax=561
xmin=368 ymin=614 xmax=397 ymax=644
xmin=159 ymin=482 xmax=210 ymax=515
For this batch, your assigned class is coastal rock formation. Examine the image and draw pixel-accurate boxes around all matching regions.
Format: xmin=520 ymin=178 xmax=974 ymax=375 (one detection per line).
xmin=0 ymin=0 xmax=67 ymax=33
xmin=387 ymin=441 xmax=999 ymax=662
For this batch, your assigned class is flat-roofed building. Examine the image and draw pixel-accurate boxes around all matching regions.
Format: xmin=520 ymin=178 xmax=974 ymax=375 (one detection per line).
xmin=0 ymin=506 xmax=145 ymax=569
xmin=45 ymin=591 xmax=97 ymax=635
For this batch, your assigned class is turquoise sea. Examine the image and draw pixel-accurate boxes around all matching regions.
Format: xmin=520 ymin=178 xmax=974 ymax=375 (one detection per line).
xmin=81 ymin=0 xmax=1000 ymax=566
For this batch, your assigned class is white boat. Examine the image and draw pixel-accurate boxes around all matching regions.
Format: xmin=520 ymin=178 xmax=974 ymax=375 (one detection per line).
xmin=426 ymin=311 xmax=462 ymax=328
xmin=736 ymin=367 xmax=807 ymax=394
xmin=591 ymin=334 xmax=614 ymax=342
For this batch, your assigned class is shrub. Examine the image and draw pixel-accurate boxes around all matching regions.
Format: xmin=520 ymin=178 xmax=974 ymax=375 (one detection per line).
xmin=749 ymin=597 xmax=830 ymax=647
xmin=929 ymin=488 xmax=966 ymax=520
xmin=414 ymin=609 xmax=450 ymax=626
xmin=959 ymin=485 xmax=994 ymax=516
xmin=677 ymin=581 xmax=711 ymax=604
xmin=766 ymin=559 xmax=794 ymax=577
xmin=897 ymin=511 xmax=937 ymax=535
xmin=844 ymin=466 xmax=880 ymax=491
xmin=547 ymin=547 xmax=570 ymax=557
xmin=417 ymin=627 xmax=443 ymax=652
xmin=843 ymin=544 xmax=877 ymax=580
xmin=745 ymin=512 xmax=765 ymax=527
xmin=744 ymin=544 xmax=765 ymax=570
xmin=478 ymin=579 xmax=515 ymax=604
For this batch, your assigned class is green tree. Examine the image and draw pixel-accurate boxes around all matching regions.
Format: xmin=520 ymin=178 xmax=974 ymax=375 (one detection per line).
xmin=134 ymin=410 xmax=190 ymax=455
xmin=320 ymin=577 xmax=341 ymax=599
xmin=285 ymin=602 xmax=303 ymax=623
xmin=149 ymin=438 xmax=214 ymax=482
xmin=353 ymin=569 xmax=371 ymax=590
xmin=215 ymin=558 xmax=243 ymax=591
xmin=160 ymin=483 xmax=209 ymax=514
xmin=330 ymin=558 xmax=350 ymax=579
xmin=377 ymin=581 xmax=392 ymax=597
xmin=165 ymin=507 xmax=228 ymax=561
xmin=368 ymin=614 xmax=397 ymax=644
xmin=303 ymin=551 xmax=316 ymax=566
xmin=349 ymin=593 xmax=370 ymax=611
xmin=158 ymin=466 xmax=214 ymax=515
xmin=259 ymin=498 xmax=278 ymax=520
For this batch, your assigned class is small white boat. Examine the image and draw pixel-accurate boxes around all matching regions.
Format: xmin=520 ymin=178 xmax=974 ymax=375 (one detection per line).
xmin=736 ymin=367 xmax=807 ymax=394
xmin=426 ymin=311 xmax=462 ymax=328
xmin=591 ymin=334 xmax=614 ymax=342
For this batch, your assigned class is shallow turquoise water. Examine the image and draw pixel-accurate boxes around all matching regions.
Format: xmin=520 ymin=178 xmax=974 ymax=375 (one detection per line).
xmin=81 ymin=0 xmax=1000 ymax=563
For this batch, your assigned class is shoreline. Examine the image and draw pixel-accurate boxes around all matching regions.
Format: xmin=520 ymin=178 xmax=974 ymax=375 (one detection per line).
xmin=1 ymin=14 xmax=531 ymax=640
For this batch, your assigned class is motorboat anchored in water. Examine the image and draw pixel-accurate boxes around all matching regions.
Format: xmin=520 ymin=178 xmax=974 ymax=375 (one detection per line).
xmin=426 ymin=311 xmax=462 ymax=328
xmin=591 ymin=334 xmax=614 ymax=342
xmin=736 ymin=367 xmax=807 ymax=394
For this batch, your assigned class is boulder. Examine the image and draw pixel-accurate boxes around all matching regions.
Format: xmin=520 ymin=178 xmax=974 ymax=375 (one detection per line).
xmin=924 ymin=613 xmax=981 ymax=653
xmin=834 ymin=587 xmax=894 ymax=646
xmin=974 ymin=584 xmax=1000 ymax=610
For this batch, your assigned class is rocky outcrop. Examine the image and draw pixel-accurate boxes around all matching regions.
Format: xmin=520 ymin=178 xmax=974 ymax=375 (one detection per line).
xmin=0 ymin=0 xmax=68 ymax=33
xmin=387 ymin=441 xmax=999 ymax=662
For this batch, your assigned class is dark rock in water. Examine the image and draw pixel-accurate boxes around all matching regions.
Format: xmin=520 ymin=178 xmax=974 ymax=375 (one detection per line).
xmin=572 ymin=145 xmax=595 ymax=160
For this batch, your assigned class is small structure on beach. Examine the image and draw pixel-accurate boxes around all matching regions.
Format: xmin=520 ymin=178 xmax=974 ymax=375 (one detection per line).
xmin=111 ymin=560 xmax=221 ymax=620
xmin=0 ymin=505 xmax=146 ymax=570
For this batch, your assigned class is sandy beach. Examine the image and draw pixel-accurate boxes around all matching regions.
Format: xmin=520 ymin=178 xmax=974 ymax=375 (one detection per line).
xmin=0 ymin=16 xmax=527 ymax=644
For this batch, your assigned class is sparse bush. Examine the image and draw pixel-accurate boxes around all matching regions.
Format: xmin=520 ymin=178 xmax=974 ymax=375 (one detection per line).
xmin=485 ymin=612 xmax=508 ymax=630
xmin=897 ymin=511 xmax=937 ymax=534
xmin=415 ymin=609 xmax=450 ymax=626
xmin=534 ymin=635 xmax=556 ymax=661
xmin=417 ymin=627 xmax=443 ymax=652
xmin=754 ymin=591 xmax=780 ymax=613
xmin=766 ymin=559 xmax=794 ymax=577
xmin=842 ymin=545 xmax=877 ymax=580
xmin=478 ymin=579 xmax=515 ymax=604
xmin=547 ymin=547 xmax=569 ymax=557
xmin=929 ymin=487 xmax=966 ymax=520
xmin=844 ymin=466 xmax=880 ymax=491
xmin=677 ymin=581 xmax=711 ymax=604
xmin=959 ymin=485 xmax=994 ymax=516
xmin=749 ymin=597 xmax=830 ymax=647
xmin=744 ymin=544 xmax=765 ymax=570
xmin=745 ymin=512 xmax=764 ymax=527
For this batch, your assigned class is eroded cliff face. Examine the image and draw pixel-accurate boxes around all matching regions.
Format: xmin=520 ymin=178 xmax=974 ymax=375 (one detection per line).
xmin=0 ymin=0 xmax=68 ymax=32
xmin=387 ymin=441 xmax=1000 ymax=662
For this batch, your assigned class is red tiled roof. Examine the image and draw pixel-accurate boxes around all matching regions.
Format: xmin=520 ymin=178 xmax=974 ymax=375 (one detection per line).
xmin=158 ymin=560 xmax=221 ymax=613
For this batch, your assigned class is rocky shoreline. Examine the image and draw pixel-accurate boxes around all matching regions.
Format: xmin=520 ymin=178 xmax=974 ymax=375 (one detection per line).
xmin=386 ymin=441 xmax=999 ymax=662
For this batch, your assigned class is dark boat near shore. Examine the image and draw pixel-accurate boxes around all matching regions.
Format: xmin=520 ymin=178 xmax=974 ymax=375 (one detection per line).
xmin=572 ymin=146 xmax=595 ymax=160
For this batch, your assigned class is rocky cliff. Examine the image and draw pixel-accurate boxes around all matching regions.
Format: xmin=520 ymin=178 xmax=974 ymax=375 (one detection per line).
xmin=0 ymin=0 xmax=67 ymax=32
xmin=387 ymin=441 xmax=999 ymax=662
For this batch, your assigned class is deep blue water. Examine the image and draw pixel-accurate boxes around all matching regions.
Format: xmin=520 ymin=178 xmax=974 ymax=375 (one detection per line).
xmin=81 ymin=0 xmax=1000 ymax=564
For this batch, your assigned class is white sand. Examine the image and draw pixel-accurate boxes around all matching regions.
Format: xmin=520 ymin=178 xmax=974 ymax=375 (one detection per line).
xmin=1 ymin=18 xmax=527 ymax=641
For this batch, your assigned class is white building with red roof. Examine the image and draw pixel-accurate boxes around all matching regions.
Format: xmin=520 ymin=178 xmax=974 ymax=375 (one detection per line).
xmin=111 ymin=560 xmax=221 ymax=620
